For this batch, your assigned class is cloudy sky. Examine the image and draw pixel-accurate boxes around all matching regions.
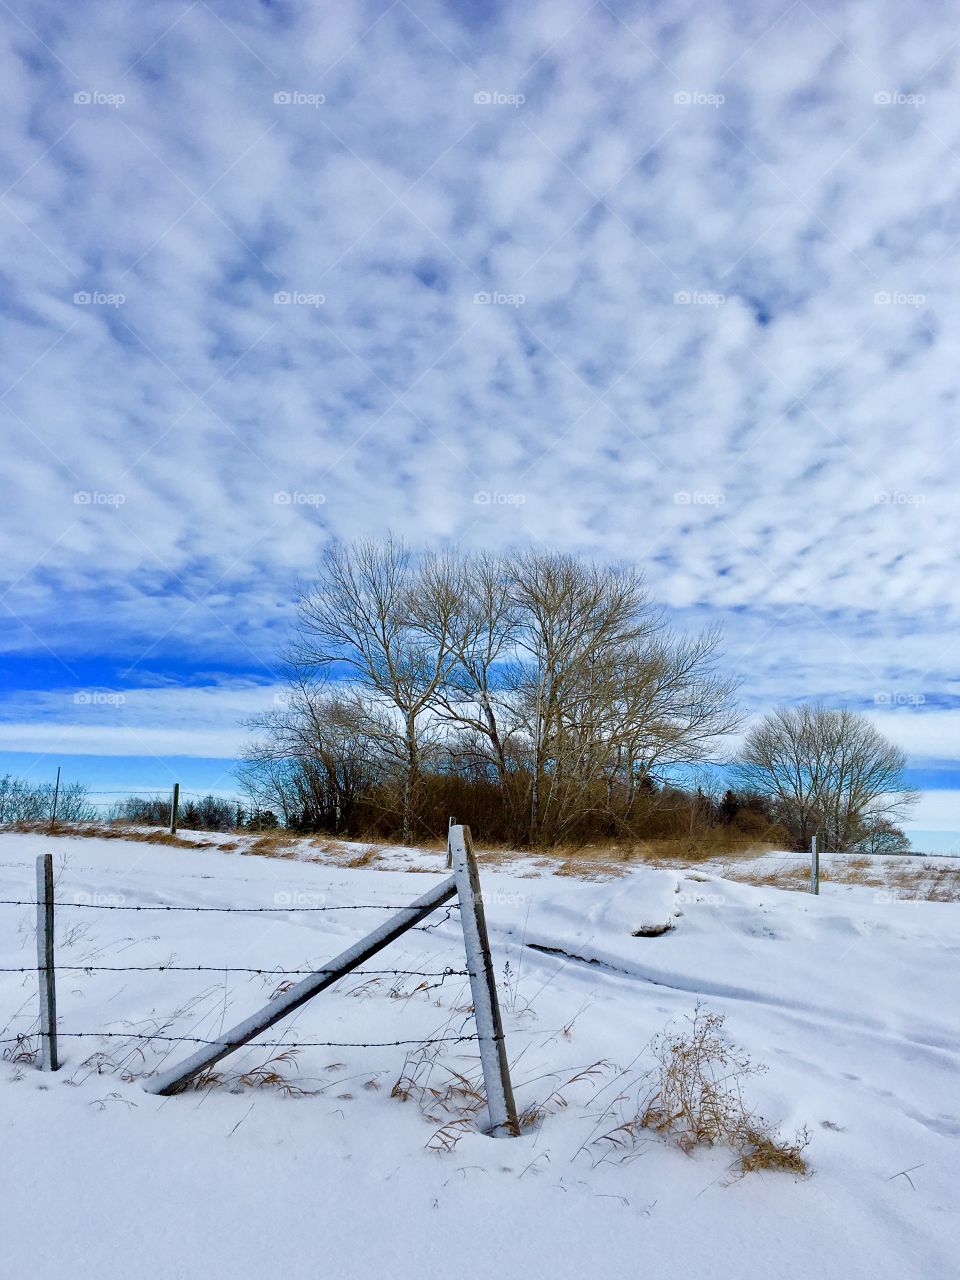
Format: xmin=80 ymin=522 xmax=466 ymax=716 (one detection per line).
xmin=1 ymin=0 xmax=958 ymax=844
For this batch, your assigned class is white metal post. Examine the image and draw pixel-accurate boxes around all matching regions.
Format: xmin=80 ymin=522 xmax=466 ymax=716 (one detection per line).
xmin=36 ymin=854 xmax=58 ymax=1070
xmin=811 ymin=834 xmax=819 ymax=896
xmin=169 ymin=782 xmax=180 ymax=836
xmin=448 ymin=824 xmax=519 ymax=1137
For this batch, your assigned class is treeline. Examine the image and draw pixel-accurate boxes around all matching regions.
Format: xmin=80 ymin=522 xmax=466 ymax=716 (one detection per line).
xmin=0 ymin=774 xmax=95 ymax=824
xmin=240 ymin=540 xmax=743 ymax=846
xmin=110 ymin=794 xmax=279 ymax=832
xmin=239 ymin=540 xmax=917 ymax=853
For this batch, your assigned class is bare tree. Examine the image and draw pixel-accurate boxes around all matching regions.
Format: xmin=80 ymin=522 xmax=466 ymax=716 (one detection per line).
xmin=736 ymin=704 xmax=917 ymax=851
xmin=292 ymin=537 xmax=457 ymax=842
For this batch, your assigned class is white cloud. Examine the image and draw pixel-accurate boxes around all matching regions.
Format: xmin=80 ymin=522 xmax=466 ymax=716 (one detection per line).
xmin=0 ymin=682 xmax=281 ymax=759
xmin=0 ymin=0 xmax=959 ymax=762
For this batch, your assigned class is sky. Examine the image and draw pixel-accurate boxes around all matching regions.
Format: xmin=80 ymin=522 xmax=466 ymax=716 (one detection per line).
xmin=0 ymin=0 xmax=958 ymax=846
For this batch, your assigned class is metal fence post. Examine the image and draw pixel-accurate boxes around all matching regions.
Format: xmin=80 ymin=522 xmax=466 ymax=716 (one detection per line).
xmin=448 ymin=824 xmax=519 ymax=1137
xmin=811 ymin=834 xmax=819 ymax=896
xmin=169 ymin=782 xmax=180 ymax=836
xmin=36 ymin=854 xmax=58 ymax=1070
xmin=49 ymin=766 xmax=61 ymax=834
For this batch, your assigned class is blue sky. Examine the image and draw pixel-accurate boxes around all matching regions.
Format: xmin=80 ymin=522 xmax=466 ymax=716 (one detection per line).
xmin=1 ymin=0 xmax=958 ymax=847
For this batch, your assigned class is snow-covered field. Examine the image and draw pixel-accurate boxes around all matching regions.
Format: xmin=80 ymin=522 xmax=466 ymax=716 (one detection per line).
xmin=1 ymin=829 xmax=958 ymax=1279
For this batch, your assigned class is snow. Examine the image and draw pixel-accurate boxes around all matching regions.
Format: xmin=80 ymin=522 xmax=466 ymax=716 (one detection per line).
xmin=1 ymin=829 xmax=958 ymax=1279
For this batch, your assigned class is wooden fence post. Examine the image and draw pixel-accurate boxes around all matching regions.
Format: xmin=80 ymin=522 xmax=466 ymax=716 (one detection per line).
xmin=811 ymin=834 xmax=819 ymax=896
xmin=169 ymin=782 xmax=180 ymax=836
xmin=448 ymin=824 xmax=519 ymax=1137
xmin=36 ymin=854 xmax=58 ymax=1071
xmin=445 ymin=815 xmax=456 ymax=869
xmin=49 ymin=766 xmax=61 ymax=834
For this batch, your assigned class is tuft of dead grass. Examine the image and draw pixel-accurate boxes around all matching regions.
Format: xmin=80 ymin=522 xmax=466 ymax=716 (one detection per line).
xmin=192 ymin=1048 xmax=316 ymax=1096
xmin=594 ymin=1005 xmax=809 ymax=1178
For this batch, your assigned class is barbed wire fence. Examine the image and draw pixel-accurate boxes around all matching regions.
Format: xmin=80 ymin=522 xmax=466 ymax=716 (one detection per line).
xmin=0 ymin=772 xmax=273 ymax=835
xmin=0 ymin=829 xmax=522 ymax=1135
xmin=0 ymin=896 xmax=472 ymax=1049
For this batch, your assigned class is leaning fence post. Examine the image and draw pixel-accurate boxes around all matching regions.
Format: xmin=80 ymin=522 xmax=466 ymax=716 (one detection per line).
xmin=35 ymin=854 xmax=58 ymax=1071
xmin=448 ymin=824 xmax=519 ymax=1137
xmin=169 ymin=782 xmax=180 ymax=836
xmin=810 ymin=834 xmax=819 ymax=896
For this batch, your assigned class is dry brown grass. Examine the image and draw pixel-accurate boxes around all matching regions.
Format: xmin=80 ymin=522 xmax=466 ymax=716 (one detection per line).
xmin=886 ymin=862 xmax=960 ymax=902
xmin=4 ymin=820 xmax=213 ymax=849
xmin=192 ymin=1047 xmax=317 ymax=1096
xmin=594 ymin=1005 xmax=809 ymax=1178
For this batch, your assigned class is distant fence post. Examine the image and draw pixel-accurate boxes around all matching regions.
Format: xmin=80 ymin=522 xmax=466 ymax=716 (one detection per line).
xmin=35 ymin=854 xmax=58 ymax=1071
xmin=448 ymin=824 xmax=519 ymax=1137
xmin=48 ymin=766 xmax=61 ymax=834
xmin=445 ymin=815 xmax=456 ymax=869
xmin=810 ymin=834 xmax=819 ymax=896
xmin=169 ymin=783 xmax=180 ymax=836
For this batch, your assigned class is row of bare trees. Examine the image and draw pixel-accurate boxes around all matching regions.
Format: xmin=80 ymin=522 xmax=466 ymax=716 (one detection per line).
xmin=239 ymin=540 xmax=918 ymax=851
xmin=240 ymin=539 xmax=741 ymax=845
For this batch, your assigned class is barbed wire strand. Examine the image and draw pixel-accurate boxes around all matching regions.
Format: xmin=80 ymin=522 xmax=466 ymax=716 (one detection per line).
xmin=0 ymin=964 xmax=469 ymax=976
xmin=0 ymin=899 xmax=460 ymax=914
xmin=1 ymin=1031 xmax=480 ymax=1047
